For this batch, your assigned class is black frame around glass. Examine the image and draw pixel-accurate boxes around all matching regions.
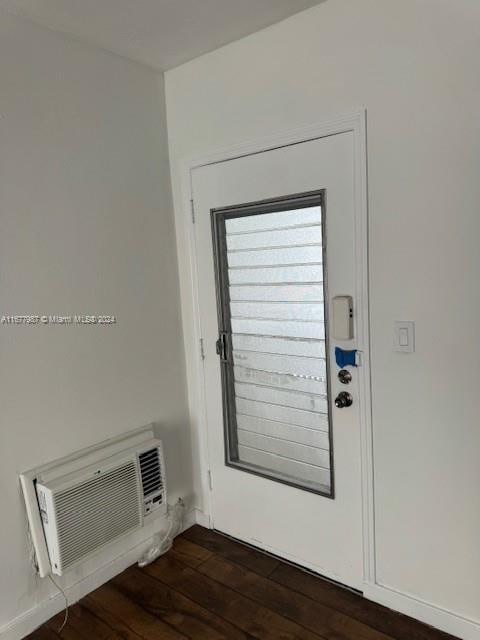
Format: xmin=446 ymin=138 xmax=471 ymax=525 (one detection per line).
xmin=211 ymin=190 xmax=334 ymax=498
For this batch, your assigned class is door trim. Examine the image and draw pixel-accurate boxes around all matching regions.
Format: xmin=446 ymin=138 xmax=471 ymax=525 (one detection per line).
xmin=177 ymin=109 xmax=375 ymax=586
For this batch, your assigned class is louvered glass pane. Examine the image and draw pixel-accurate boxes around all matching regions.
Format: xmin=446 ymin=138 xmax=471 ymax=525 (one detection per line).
xmin=231 ymin=318 xmax=324 ymax=339
xmin=234 ymin=364 xmax=327 ymax=395
xmin=231 ymin=301 xmax=324 ymax=321
xmin=235 ymin=382 xmax=328 ymax=413
xmin=232 ymin=334 xmax=326 ymax=358
xmin=228 ymin=264 xmax=324 ymax=284
xmin=213 ymin=193 xmax=332 ymax=496
xmin=227 ymin=245 xmax=322 ymax=268
xmin=232 ymin=351 xmax=326 ymax=380
xmin=225 ymin=206 xmax=321 ymax=233
xmin=229 ymin=284 xmax=323 ymax=302
xmin=226 ymin=226 xmax=321 ymax=251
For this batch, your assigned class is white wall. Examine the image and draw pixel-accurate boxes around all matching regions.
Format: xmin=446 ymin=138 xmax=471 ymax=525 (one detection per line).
xmin=165 ymin=0 xmax=480 ymax=634
xmin=0 ymin=13 xmax=190 ymax=636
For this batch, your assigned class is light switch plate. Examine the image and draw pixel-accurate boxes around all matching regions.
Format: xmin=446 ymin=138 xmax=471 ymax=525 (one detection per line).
xmin=394 ymin=321 xmax=415 ymax=353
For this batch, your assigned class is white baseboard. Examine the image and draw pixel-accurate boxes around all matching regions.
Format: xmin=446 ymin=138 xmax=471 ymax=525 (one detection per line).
xmin=191 ymin=507 xmax=210 ymax=528
xmin=1 ymin=507 xmax=205 ymax=640
xmin=364 ymin=583 xmax=480 ymax=640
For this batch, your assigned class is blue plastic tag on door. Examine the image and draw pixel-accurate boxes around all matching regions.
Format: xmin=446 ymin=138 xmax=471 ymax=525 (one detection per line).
xmin=335 ymin=347 xmax=357 ymax=368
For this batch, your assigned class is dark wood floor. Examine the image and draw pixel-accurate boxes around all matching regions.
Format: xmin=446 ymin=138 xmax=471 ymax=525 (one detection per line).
xmin=28 ymin=525 xmax=459 ymax=640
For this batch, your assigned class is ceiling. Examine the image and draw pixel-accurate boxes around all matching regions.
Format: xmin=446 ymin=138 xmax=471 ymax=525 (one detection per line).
xmin=0 ymin=0 xmax=324 ymax=70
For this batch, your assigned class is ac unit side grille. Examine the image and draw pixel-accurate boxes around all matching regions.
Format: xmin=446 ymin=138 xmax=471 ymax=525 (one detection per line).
xmin=52 ymin=460 xmax=141 ymax=572
xmin=139 ymin=448 xmax=163 ymax=498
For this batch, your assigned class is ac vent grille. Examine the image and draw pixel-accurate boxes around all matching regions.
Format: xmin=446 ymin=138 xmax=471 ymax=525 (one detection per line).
xmin=138 ymin=447 xmax=163 ymax=498
xmin=53 ymin=460 xmax=141 ymax=572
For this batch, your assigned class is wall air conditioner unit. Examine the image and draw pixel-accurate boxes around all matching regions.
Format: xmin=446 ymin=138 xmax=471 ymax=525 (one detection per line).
xmin=20 ymin=425 xmax=167 ymax=577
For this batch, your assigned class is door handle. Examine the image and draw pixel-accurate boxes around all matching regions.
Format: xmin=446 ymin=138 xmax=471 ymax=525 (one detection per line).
xmin=216 ymin=332 xmax=228 ymax=362
xmin=335 ymin=391 xmax=353 ymax=408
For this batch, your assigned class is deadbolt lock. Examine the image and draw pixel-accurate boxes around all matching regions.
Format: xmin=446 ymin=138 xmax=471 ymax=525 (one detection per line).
xmin=335 ymin=391 xmax=353 ymax=409
xmin=338 ymin=369 xmax=352 ymax=385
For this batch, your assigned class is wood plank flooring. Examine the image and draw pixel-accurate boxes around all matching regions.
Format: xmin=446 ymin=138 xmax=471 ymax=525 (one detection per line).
xmin=27 ymin=525 xmax=459 ymax=640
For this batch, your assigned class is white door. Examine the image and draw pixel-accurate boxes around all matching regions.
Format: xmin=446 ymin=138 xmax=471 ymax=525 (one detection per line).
xmin=192 ymin=131 xmax=366 ymax=589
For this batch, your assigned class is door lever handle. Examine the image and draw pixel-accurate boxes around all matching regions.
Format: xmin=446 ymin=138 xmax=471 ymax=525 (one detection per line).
xmin=216 ymin=332 xmax=228 ymax=362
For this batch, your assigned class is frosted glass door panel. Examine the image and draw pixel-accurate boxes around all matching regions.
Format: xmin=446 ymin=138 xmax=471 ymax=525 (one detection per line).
xmin=212 ymin=192 xmax=333 ymax=496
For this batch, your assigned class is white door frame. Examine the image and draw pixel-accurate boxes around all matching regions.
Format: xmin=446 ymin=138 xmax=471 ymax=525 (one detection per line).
xmin=177 ymin=109 xmax=375 ymax=587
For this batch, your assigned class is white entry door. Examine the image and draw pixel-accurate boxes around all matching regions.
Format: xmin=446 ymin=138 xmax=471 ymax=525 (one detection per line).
xmin=192 ymin=131 xmax=367 ymax=589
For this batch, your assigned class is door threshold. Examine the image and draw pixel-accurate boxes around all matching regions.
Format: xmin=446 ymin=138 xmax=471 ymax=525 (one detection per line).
xmin=212 ymin=527 xmax=363 ymax=597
